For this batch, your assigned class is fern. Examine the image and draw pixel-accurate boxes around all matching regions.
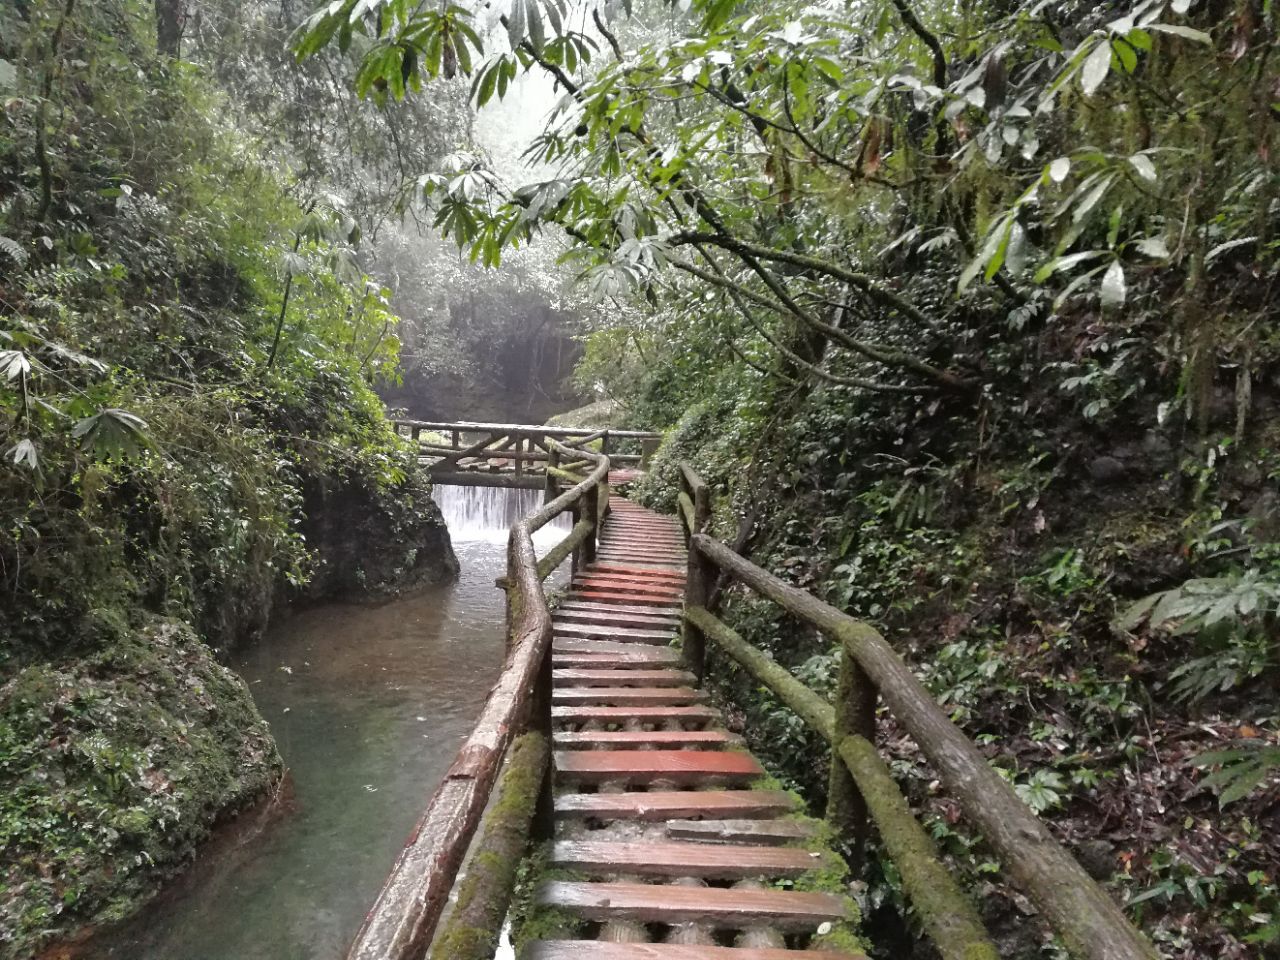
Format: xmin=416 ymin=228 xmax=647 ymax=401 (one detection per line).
xmin=1193 ymin=742 xmax=1280 ymax=807
xmin=0 ymin=235 xmax=27 ymax=267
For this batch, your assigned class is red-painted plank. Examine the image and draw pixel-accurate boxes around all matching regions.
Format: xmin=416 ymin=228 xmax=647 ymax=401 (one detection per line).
xmin=576 ymin=577 xmax=685 ymax=593
xmin=554 ymin=789 xmax=796 ymax=821
xmin=588 ymin=563 xmax=686 ymax=581
xmin=554 ymin=750 xmax=761 ymax=783
xmin=553 ymin=730 xmax=739 ymax=749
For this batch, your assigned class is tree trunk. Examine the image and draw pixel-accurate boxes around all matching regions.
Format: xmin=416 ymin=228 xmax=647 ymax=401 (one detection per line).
xmin=155 ymin=0 xmax=183 ymax=57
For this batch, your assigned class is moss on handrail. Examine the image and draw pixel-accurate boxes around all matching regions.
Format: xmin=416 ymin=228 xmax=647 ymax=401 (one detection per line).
xmin=536 ymin=520 xmax=593 ymax=581
xmin=683 ymin=605 xmax=995 ymax=960
xmin=430 ymin=732 xmax=550 ymax=960
xmin=677 ymin=490 xmax=696 ymax=537
xmin=687 ymin=529 xmax=1158 ymax=960
xmin=684 ymin=605 xmax=835 ymax=740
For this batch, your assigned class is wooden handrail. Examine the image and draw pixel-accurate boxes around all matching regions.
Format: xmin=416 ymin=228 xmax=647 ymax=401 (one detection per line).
xmin=676 ymin=465 xmax=1156 ymax=960
xmin=344 ymin=444 xmax=610 ymax=960
xmin=391 ymin=417 xmax=661 ymax=440
xmin=683 ymin=605 xmax=996 ymax=960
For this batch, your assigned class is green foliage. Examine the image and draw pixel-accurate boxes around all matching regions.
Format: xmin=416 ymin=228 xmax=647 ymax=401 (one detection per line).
xmin=0 ymin=0 xmax=441 ymax=656
xmin=302 ymin=0 xmax=1279 ymax=955
xmin=0 ymin=619 xmax=282 ymax=956
xmin=0 ymin=6 xmax=456 ymax=953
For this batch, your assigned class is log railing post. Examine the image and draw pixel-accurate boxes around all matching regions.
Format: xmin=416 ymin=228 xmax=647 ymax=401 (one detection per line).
xmin=827 ymin=646 xmax=876 ymax=870
xmin=544 ymin=445 xmax=560 ymax=505
xmin=581 ymin=480 xmax=600 ymax=568
xmin=529 ymin=627 xmax=555 ymax=842
xmin=412 ymin=425 xmax=422 ymax=443
xmin=682 ymin=540 xmax=711 ymax=681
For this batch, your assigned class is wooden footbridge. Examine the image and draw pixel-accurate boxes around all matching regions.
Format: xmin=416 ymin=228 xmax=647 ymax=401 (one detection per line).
xmin=392 ymin=419 xmax=661 ymax=488
xmin=348 ymin=440 xmax=1158 ymax=960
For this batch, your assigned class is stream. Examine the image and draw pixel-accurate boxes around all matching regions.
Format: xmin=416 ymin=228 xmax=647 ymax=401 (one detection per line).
xmin=86 ymin=485 xmax=565 ymax=960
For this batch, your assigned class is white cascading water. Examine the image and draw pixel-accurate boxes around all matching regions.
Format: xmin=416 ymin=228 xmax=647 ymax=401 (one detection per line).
xmin=432 ymin=484 xmax=572 ymax=545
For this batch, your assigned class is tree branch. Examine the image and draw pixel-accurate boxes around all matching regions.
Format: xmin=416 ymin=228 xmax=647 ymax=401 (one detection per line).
xmin=691 ymin=255 xmax=935 ymax=395
xmin=592 ymin=9 xmax=622 ymax=62
xmin=890 ymin=0 xmax=947 ymax=89
xmin=671 ymin=230 xmax=941 ymax=333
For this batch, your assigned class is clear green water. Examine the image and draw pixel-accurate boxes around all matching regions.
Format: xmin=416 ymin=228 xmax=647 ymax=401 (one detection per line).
xmin=85 ymin=536 xmax=516 ymax=960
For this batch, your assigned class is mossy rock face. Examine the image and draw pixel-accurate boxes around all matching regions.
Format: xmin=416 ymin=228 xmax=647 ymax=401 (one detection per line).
xmin=298 ymin=464 xmax=459 ymax=604
xmin=0 ymin=618 xmax=282 ymax=959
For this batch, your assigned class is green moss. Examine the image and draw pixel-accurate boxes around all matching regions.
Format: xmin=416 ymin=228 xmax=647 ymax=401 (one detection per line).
xmin=811 ymin=921 xmax=869 ymax=955
xmin=508 ymin=845 xmax=588 ymax=948
xmin=433 ymin=733 xmax=549 ymax=960
xmin=0 ymin=618 xmax=282 ymax=958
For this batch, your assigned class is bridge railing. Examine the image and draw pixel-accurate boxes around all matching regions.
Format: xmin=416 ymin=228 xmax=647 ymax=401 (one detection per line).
xmin=391 ymin=418 xmax=660 ymax=488
xmin=343 ymin=438 xmax=611 ymax=960
xmin=677 ymin=465 xmax=1156 ymax=960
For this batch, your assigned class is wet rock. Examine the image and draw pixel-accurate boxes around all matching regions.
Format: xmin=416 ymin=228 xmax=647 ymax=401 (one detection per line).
xmin=1248 ymin=489 xmax=1280 ymax=541
xmin=1074 ymin=839 xmax=1116 ymax=880
xmin=1088 ymin=455 xmax=1127 ymax=484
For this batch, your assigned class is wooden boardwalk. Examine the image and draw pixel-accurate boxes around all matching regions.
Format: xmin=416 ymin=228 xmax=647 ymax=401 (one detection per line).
xmin=536 ymin=497 xmax=864 ymax=960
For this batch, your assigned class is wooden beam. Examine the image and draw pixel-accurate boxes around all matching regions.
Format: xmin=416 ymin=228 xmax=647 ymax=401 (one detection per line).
xmin=688 ymin=531 xmax=1157 ymax=960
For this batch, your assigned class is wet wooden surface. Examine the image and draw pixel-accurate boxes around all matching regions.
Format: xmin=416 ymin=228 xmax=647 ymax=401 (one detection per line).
xmin=532 ymin=498 xmax=861 ymax=960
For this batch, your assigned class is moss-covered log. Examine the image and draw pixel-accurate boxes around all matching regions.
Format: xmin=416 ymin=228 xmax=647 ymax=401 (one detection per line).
xmin=837 ymin=736 xmax=997 ymax=960
xmin=431 ymin=732 xmax=550 ymax=960
xmin=684 ymin=605 xmax=995 ymax=960
xmin=690 ymin=533 xmax=1158 ymax=960
xmin=537 ymin=520 xmax=594 ymax=580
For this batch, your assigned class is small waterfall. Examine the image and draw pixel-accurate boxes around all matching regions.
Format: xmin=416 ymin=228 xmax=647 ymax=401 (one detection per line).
xmin=432 ymin=484 xmax=571 ymax=544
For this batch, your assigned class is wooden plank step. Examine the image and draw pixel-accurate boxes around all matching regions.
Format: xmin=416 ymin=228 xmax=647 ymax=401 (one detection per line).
xmin=552 ymin=668 xmax=696 ymax=687
xmin=555 ymin=789 xmax=797 ymax=821
xmin=550 ymin=840 xmax=821 ymax=879
xmin=572 ymin=579 xmax=684 ymax=598
xmin=596 ymin=554 xmax=686 ymax=564
xmin=595 ymin=555 xmax=684 ymax=564
xmin=571 ymin=591 xmax=681 ymax=608
xmin=667 ymin=819 xmax=818 ymax=845
xmin=570 ymin=586 xmax=683 ymax=602
xmin=552 ymin=649 xmax=682 ymax=669
xmin=553 ymin=730 xmax=739 ymax=749
xmin=588 ymin=563 xmax=686 ymax=581
xmin=551 ymin=705 xmax=720 ymax=724
xmin=555 ymin=605 xmax=682 ymax=627
xmin=554 ymin=623 xmax=677 ymax=644
xmin=553 ymin=687 xmax=707 ymax=707
xmin=535 ymin=881 xmax=851 ymax=930
xmin=557 ymin=601 xmax=683 ymax=618
xmin=526 ymin=942 xmax=866 ymax=960
xmin=555 ymin=750 xmax=761 ymax=783
xmin=553 ymin=637 xmax=681 ymax=655
xmin=573 ymin=573 xmax=685 ymax=591
xmin=599 ymin=544 xmax=686 ymax=552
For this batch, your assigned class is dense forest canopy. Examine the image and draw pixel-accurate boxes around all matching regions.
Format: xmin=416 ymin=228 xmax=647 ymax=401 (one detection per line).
xmin=1 ymin=0 xmax=1278 ymax=957
xmin=297 ymin=0 xmax=1279 ymax=956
